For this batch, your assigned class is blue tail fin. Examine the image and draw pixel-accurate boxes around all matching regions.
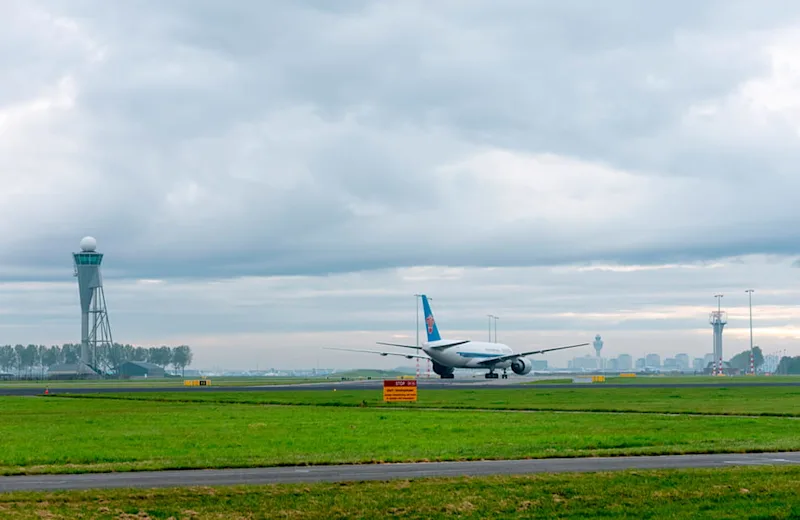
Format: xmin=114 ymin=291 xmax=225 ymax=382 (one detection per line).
xmin=421 ymin=295 xmax=442 ymax=342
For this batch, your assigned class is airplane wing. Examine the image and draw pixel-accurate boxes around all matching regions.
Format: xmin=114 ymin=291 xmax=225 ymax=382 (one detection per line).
xmin=474 ymin=342 xmax=590 ymax=366
xmin=376 ymin=340 xmax=471 ymax=350
xmin=375 ymin=342 xmax=423 ymax=350
xmin=323 ymin=347 xmax=430 ymax=360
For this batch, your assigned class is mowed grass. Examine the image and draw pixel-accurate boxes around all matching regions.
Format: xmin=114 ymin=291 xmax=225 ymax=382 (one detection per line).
xmin=600 ymin=375 xmax=800 ymax=384
xmin=73 ymin=384 xmax=800 ymax=416
xmin=0 ymin=377 xmax=325 ymax=389
xmin=2 ymin=467 xmax=800 ymax=519
xmin=2 ymin=396 xmax=800 ymax=475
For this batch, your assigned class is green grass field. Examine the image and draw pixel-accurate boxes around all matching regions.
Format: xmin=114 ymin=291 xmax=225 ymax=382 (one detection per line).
xmin=2 ymin=466 xmax=799 ymax=519
xmin=599 ymin=375 xmax=800 ymax=384
xmin=0 ymin=376 xmax=329 ymax=389
xmin=5 ymin=384 xmax=800 ymax=518
xmin=2 ymin=395 xmax=800 ymax=476
xmin=70 ymin=384 xmax=800 ymax=416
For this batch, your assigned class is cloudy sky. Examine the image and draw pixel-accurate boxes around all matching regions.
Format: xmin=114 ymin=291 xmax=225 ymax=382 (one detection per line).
xmin=2 ymin=0 xmax=800 ymax=370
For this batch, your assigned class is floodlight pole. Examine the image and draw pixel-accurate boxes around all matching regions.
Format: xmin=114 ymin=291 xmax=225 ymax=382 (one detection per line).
xmin=714 ymin=294 xmax=723 ymax=375
xmin=415 ymin=294 xmax=432 ymax=378
xmin=487 ymin=315 xmax=499 ymax=342
xmin=746 ymin=289 xmax=754 ymax=374
xmin=414 ymin=294 xmax=422 ymax=379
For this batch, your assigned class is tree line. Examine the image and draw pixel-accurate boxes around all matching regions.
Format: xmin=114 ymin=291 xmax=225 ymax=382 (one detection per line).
xmin=0 ymin=343 xmax=193 ymax=376
xmin=728 ymin=347 xmax=800 ymax=374
xmin=775 ymin=356 xmax=800 ymax=375
xmin=727 ymin=347 xmax=764 ymax=371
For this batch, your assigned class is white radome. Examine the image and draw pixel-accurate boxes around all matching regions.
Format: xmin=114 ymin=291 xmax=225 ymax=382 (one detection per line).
xmin=80 ymin=236 xmax=97 ymax=252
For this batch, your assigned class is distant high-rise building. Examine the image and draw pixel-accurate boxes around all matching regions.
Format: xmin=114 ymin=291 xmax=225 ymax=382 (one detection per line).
xmin=570 ymin=355 xmax=602 ymax=370
xmin=645 ymin=353 xmax=661 ymax=368
xmin=703 ymin=353 xmax=715 ymax=368
xmin=635 ymin=357 xmax=646 ymax=369
xmin=617 ymin=354 xmax=633 ymax=371
xmin=532 ymin=360 xmax=548 ymax=371
xmin=663 ymin=358 xmax=678 ymax=370
xmin=693 ymin=358 xmax=705 ymax=371
xmin=675 ymin=353 xmax=690 ymax=371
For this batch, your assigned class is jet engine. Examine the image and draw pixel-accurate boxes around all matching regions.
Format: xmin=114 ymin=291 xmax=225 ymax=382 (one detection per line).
xmin=511 ymin=357 xmax=533 ymax=375
xmin=432 ymin=360 xmax=455 ymax=378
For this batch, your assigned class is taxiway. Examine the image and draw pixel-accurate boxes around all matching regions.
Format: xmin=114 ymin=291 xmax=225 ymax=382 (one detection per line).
xmin=1 ymin=451 xmax=799 ymax=492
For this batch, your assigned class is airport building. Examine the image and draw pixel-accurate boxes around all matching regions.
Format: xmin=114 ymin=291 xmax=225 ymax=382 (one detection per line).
xmin=47 ymin=363 xmax=100 ymax=380
xmin=118 ymin=361 xmax=166 ymax=379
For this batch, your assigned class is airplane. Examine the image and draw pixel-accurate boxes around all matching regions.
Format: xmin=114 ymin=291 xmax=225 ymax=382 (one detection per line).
xmin=325 ymin=294 xmax=589 ymax=379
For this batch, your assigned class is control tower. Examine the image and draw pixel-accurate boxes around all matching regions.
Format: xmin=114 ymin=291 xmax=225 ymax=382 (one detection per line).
xmin=73 ymin=236 xmax=113 ymax=373
xmin=593 ymin=334 xmax=604 ymax=371
xmin=593 ymin=334 xmax=603 ymax=357
xmin=709 ymin=295 xmax=727 ymax=376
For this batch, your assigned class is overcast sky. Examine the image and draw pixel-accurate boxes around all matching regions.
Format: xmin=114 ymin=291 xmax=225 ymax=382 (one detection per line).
xmin=2 ymin=1 xmax=800 ymax=370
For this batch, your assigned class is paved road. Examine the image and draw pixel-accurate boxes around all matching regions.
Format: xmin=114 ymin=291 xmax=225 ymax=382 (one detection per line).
xmin=1 ymin=452 xmax=799 ymax=492
xmin=4 ymin=379 xmax=800 ymax=396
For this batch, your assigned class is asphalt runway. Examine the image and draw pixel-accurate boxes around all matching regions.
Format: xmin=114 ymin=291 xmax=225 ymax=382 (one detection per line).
xmin=3 ymin=379 xmax=800 ymax=396
xmin=2 ymin=451 xmax=799 ymax=492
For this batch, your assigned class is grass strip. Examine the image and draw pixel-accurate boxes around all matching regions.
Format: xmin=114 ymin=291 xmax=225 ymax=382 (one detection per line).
xmin=1 ymin=466 xmax=799 ymax=519
xmin=0 ymin=377 xmax=325 ymax=389
xmin=600 ymin=375 xmax=800 ymax=384
xmin=1 ymin=396 xmax=800 ymax=476
xmin=55 ymin=384 xmax=800 ymax=417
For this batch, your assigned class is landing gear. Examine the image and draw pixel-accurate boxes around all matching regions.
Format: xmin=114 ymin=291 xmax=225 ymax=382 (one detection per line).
xmin=484 ymin=371 xmax=499 ymax=379
xmin=502 ymin=369 xmax=508 ymax=379
xmin=431 ymin=361 xmax=455 ymax=379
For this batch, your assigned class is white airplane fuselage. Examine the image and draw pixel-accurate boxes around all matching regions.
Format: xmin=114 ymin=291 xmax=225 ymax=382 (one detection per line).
xmin=423 ymin=339 xmax=514 ymax=369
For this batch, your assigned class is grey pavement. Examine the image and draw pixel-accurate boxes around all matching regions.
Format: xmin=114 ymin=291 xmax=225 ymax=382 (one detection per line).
xmin=2 ymin=452 xmax=799 ymax=492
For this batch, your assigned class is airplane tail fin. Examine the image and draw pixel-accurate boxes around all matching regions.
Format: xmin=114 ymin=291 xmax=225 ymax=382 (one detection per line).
xmin=420 ymin=295 xmax=442 ymax=342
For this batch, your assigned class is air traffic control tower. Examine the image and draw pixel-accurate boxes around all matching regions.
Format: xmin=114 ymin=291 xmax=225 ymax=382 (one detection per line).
xmin=73 ymin=236 xmax=113 ymax=373
xmin=593 ymin=334 xmax=603 ymax=357
xmin=709 ymin=304 xmax=727 ymax=376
